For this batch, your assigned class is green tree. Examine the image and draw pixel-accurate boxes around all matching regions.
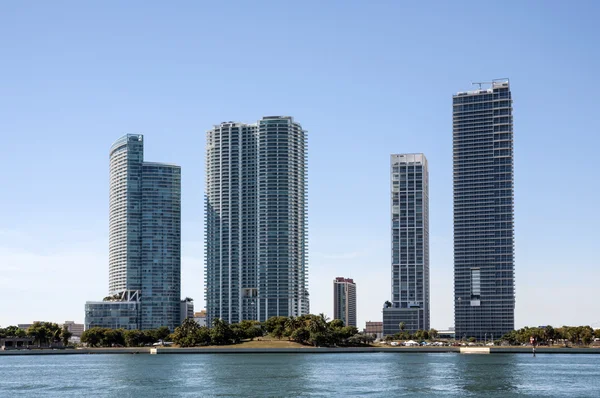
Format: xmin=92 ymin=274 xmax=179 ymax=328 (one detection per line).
xmin=429 ymin=329 xmax=439 ymax=339
xmin=210 ymin=319 xmax=233 ymax=345
xmin=0 ymin=326 xmax=26 ymax=338
xmin=284 ymin=317 xmax=303 ymax=339
xmin=290 ymin=327 xmax=310 ymax=344
xmin=171 ymin=318 xmax=206 ymax=347
xmin=264 ymin=316 xmax=288 ymax=334
xmin=271 ymin=325 xmax=285 ymax=340
xmin=328 ymin=319 xmax=345 ymax=329
xmin=581 ymin=326 xmax=594 ymax=345
xmin=104 ymin=329 xmax=125 ymax=347
xmin=124 ymin=330 xmax=145 ymax=347
xmin=239 ymin=320 xmax=262 ymax=341
xmin=27 ymin=322 xmax=52 ymax=347
xmin=196 ymin=327 xmax=212 ymax=346
xmin=399 ymin=322 xmax=406 ymax=332
xmin=543 ymin=325 xmax=556 ymax=345
xmin=60 ymin=325 xmax=73 ymax=346
xmin=154 ymin=326 xmax=171 ymax=342
xmin=81 ymin=327 xmax=105 ymax=347
xmin=142 ymin=330 xmax=159 ymax=345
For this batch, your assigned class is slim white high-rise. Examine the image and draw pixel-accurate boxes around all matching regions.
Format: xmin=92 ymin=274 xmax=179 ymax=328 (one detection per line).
xmin=383 ymin=154 xmax=430 ymax=335
xmin=205 ymin=116 xmax=308 ymax=325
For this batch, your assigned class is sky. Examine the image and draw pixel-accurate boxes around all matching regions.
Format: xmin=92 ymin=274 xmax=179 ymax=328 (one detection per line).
xmin=1 ymin=1 xmax=599 ymax=330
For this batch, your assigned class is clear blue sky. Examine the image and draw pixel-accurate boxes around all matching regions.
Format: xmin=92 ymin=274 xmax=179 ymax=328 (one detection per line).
xmin=1 ymin=1 xmax=599 ymax=330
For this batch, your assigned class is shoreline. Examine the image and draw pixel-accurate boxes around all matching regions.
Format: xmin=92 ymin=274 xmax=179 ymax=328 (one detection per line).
xmin=2 ymin=346 xmax=600 ymax=356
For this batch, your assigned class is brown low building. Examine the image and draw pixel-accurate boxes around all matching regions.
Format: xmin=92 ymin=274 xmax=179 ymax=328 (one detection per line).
xmin=365 ymin=321 xmax=383 ymax=340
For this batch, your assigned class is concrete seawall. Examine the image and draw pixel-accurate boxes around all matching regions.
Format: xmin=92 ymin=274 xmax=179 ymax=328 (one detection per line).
xmin=0 ymin=348 xmax=150 ymax=356
xmin=152 ymin=347 xmax=460 ymax=354
xmin=1 ymin=347 xmax=599 ymax=356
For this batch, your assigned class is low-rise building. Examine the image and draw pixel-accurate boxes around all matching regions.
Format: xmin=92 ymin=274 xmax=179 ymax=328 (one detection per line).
xmin=194 ymin=310 xmax=207 ymax=327
xmin=437 ymin=329 xmax=456 ymax=339
xmin=61 ymin=321 xmax=84 ymax=338
xmin=364 ymin=321 xmax=383 ymax=340
xmin=85 ymin=298 xmax=140 ymax=331
xmin=180 ymin=298 xmax=194 ymax=325
xmin=1 ymin=337 xmax=35 ymax=350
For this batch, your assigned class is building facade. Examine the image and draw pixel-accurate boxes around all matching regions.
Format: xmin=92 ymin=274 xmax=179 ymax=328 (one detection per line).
xmin=85 ymin=134 xmax=182 ymax=331
xmin=383 ymin=154 xmax=430 ymax=335
xmin=84 ymin=300 xmax=140 ymax=330
xmin=364 ymin=321 xmax=383 ymax=340
xmin=194 ymin=310 xmax=207 ymax=327
xmin=205 ymin=116 xmax=308 ymax=325
xmin=180 ymin=299 xmax=195 ymax=325
xmin=61 ymin=321 xmax=84 ymax=338
xmin=333 ymin=277 xmax=357 ymax=327
xmin=453 ymin=80 xmax=515 ymax=340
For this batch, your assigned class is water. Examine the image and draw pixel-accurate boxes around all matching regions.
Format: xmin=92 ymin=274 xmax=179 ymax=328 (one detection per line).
xmin=1 ymin=353 xmax=599 ymax=397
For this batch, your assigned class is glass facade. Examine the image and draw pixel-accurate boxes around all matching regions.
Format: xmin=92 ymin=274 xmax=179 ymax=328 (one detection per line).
xmin=333 ymin=278 xmax=357 ymax=327
xmin=140 ymin=163 xmax=181 ymax=330
xmin=84 ymin=301 xmax=140 ymax=330
xmin=383 ymin=154 xmax=430 ymax=335
xmin=453 ymin=80 xmax=515 ymax=340
xmin=85 ymin=134 xmax=181 ymax=331
xmin=205 ymin=116 xmax=308 ymax=325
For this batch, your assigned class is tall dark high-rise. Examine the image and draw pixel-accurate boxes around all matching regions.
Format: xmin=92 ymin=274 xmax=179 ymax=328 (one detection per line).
xmin=453 ymin=80 xmax=515 ymax=340
xmin=333 ymin=277 xmax=357 ymax=327
xmin=205 ymin=116 xmax=308 ymax=325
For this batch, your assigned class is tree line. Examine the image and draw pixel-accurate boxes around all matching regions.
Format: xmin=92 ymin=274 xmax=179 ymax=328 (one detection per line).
xmin=501 ymin=325 xmax=600 ymax=346
xmin=383 ymin=322 xmax=439 ymax=342
xmin=0 ymin=322 xmax=72 ymax=347
xmin=171 ymin=314 xmax=375 ymax=347
xmin=80 ymin=326 xmax=171 ymax=347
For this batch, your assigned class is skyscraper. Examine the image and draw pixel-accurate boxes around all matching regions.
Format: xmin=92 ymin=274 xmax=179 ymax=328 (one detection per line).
xmin=333 ymin=277 xmax=357 ymax=327
xmin=85 ymin=134 xmax=181 ymax=331
xmin=205 ymin=116 xmax=308 ymax=325
xmin=453 ymin=79 xmax=515 ymax=340
xmin=383 ymin=154 xmax=430 ymax=335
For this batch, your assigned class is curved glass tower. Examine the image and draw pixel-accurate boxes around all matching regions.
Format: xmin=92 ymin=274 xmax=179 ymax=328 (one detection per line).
xmin=86 ymin=134 xmax=181 ymax=331
xmin=109 ymin=135 xmax=143 ymax=293
xmin=205 ymin=116 xmax=308 ymax=325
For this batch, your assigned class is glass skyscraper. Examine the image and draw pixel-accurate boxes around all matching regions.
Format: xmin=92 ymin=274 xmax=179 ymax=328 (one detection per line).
xmin=85 ymin=134 xmax=181 ymax=331
xmin=205 ymin=116 xmax=308 ymax=325
xmin=453 ymin=80 xmax=515 ymax=340
xmin=383 ymin=154 xmax=430 ymax=335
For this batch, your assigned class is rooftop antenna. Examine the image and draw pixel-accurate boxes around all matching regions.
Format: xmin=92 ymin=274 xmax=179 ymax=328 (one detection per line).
xmin=471 ymin=82 xmax=493 ymax=90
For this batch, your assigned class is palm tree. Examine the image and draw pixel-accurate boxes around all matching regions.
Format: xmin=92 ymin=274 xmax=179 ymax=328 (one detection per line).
xmin=285 ymin=317 xmax=302 ymax=338
xmin=399 ymin=322 xmax=406 ymax=332
xmin=308 ymin=315 xmax=326 ymax=334
xmin=60 ymin=325 xmax=73 ymax=346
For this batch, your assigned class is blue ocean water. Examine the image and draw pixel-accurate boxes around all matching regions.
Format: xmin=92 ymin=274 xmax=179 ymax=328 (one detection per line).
xmin=1 ymin=353 xmax=599 ymax=397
